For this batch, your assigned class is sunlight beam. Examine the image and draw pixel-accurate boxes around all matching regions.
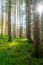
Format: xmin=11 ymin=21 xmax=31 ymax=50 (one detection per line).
xmin=37 ymin=4 xmax=43 ymax=14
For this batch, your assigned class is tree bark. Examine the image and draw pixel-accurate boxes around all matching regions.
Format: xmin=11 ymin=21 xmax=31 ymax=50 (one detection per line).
xmin=41 ymin=12 xmax=43 ymax=41
xmin=25 ymin=0 xmax=31 ymax=40
xmin=1 ymin=1 xmax=3 ymax=34
xmin=33 ymin=1 xmax=40 ymax=57
xmin=8 ymin=0 xmax=11 ymax=41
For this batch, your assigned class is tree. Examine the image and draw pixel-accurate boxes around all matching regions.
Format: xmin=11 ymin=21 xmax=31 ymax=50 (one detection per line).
xmin=25 ymin=0 xmax=31 ymax=40
xmin=41 ymin=12 xmax=43 ymax=41
xmin=8 ymin=0 xmax=11 ymax=41
xmin=19 ymin=0 xmax=26 ymax=38
xmin=10 ymin=0 xmax=16 ymax=37
xmin=1 ymin=0 xmax=3 ymax=34
xmin=3 ymin=0 xmax=8 ymax=35
xmin=13 ymin=1 xmax=16 ymax=37
xmin=33 ymin=1 xmax=40 ymax=57
xmin=13 ymin=23 xmax=16 ymax=37
xmin=19 ymin=0 xmax=23 ymax=38
xmin=15 ymin=0 xmax=20 ymax=37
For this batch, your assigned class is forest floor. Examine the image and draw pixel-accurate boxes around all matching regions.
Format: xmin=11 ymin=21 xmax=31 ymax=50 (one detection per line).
xmin=0 ymin=35 xmax=43 ymax=65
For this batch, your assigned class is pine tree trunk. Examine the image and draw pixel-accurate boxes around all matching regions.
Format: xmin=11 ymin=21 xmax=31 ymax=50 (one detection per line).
xmin=8 ymin=0 xmax=11 ymax=41
xmin=16 ymin=0 xmax=19 ymax=37
xmin=41 ymin=12 xmax=43 ymax=41
xmin=13 ymin=23 xmax=16 ymax=37
xmin=33 ymin=1 xmax=40 ymax=57
xmin=1 ymin=1 xmax=3 ymax=34
xmin=13 ymin=3 xmax=16 ymax=37
xmin=25 ymin=0 xmax=31 ymax=40
xmin=5 ymin=0 xmax=8 ymax=35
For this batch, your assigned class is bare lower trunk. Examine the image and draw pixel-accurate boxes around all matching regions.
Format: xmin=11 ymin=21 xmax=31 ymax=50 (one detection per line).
xmin=41 ymin=13 xmax=43 ymax=41
xmin=1 ymin=1 xmax=3 ymax=34
xmin=5 ymin=0 xmax=8 ymax=35
xmin=33 ymin=1 xmax=40 ymax=57
xmin=13 ymin=23 xmax=16 ymax=37
xmin=8 ymin=0 xmax=11 ymax=41
xmin=25 ymin=0 xmax=31 ymax=40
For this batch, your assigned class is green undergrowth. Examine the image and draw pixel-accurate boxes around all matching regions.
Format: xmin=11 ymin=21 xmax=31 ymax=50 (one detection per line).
xmin=0 ymin=35 xmax=43 ymax=65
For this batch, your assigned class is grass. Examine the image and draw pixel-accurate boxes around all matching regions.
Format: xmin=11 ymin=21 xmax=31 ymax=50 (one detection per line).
xmin=0 ymin=35 xmax=43 ymax=65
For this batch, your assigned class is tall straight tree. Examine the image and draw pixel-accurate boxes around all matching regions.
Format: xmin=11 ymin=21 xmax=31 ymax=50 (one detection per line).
xmin=40 ymin=3 xmax=43 ymax=56
xmin=25 ymin=0 xmax=31 ymax=40
xmin=1 ymin=0 xmax=3 ymax=34
xmin=16 ymin=0 xmax=19 ymax=37
xmin=8 ymin=0 xmax=11 ymax=41
xmin=33 ymin=1 xmax=40 ymax=57
xmin=4 ymin=0 xmax=8 ymax=35
xmin=19 ymin=0 xmax=22 ymax=38
xmin=12 ymin=1 xmax=16 ymax=37
xmin=41 ymin=9 xmax=43 ymax=41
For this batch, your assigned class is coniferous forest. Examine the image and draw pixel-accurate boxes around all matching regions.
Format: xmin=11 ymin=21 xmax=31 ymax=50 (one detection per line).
xmin=0 ymin=0 xmax=43 ymax=65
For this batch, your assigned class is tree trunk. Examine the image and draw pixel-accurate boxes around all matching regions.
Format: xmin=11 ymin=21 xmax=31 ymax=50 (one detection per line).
xmin=1 ymin=1 xmax=3 ymax=34
xmin=33 ymin=1 xmax=40 ymax=57
xmin=41 ymin=12 xmax=43 ymax=41
xmin=8 ymin=0 xmax=11 ymax=41
xmin=4 ymin=0 xmax=8 ymax=35
xmin=16 ymin=0 xmax=19 ymax=37
xmin=13 ymin=23 xmax=16 ymax=37
xmin=13 ymin=4 xmax=16 ymax=37
xmin=25 ymin=0 xmax=31 ymax=40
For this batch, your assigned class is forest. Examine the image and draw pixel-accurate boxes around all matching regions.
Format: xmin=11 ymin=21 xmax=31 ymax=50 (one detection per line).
xmin=0 ymin=0 xmax=43 ymax=65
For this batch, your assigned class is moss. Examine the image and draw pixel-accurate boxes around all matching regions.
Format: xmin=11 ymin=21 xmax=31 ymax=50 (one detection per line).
xmin=0 ymin=35 xmax=43 ymax=65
